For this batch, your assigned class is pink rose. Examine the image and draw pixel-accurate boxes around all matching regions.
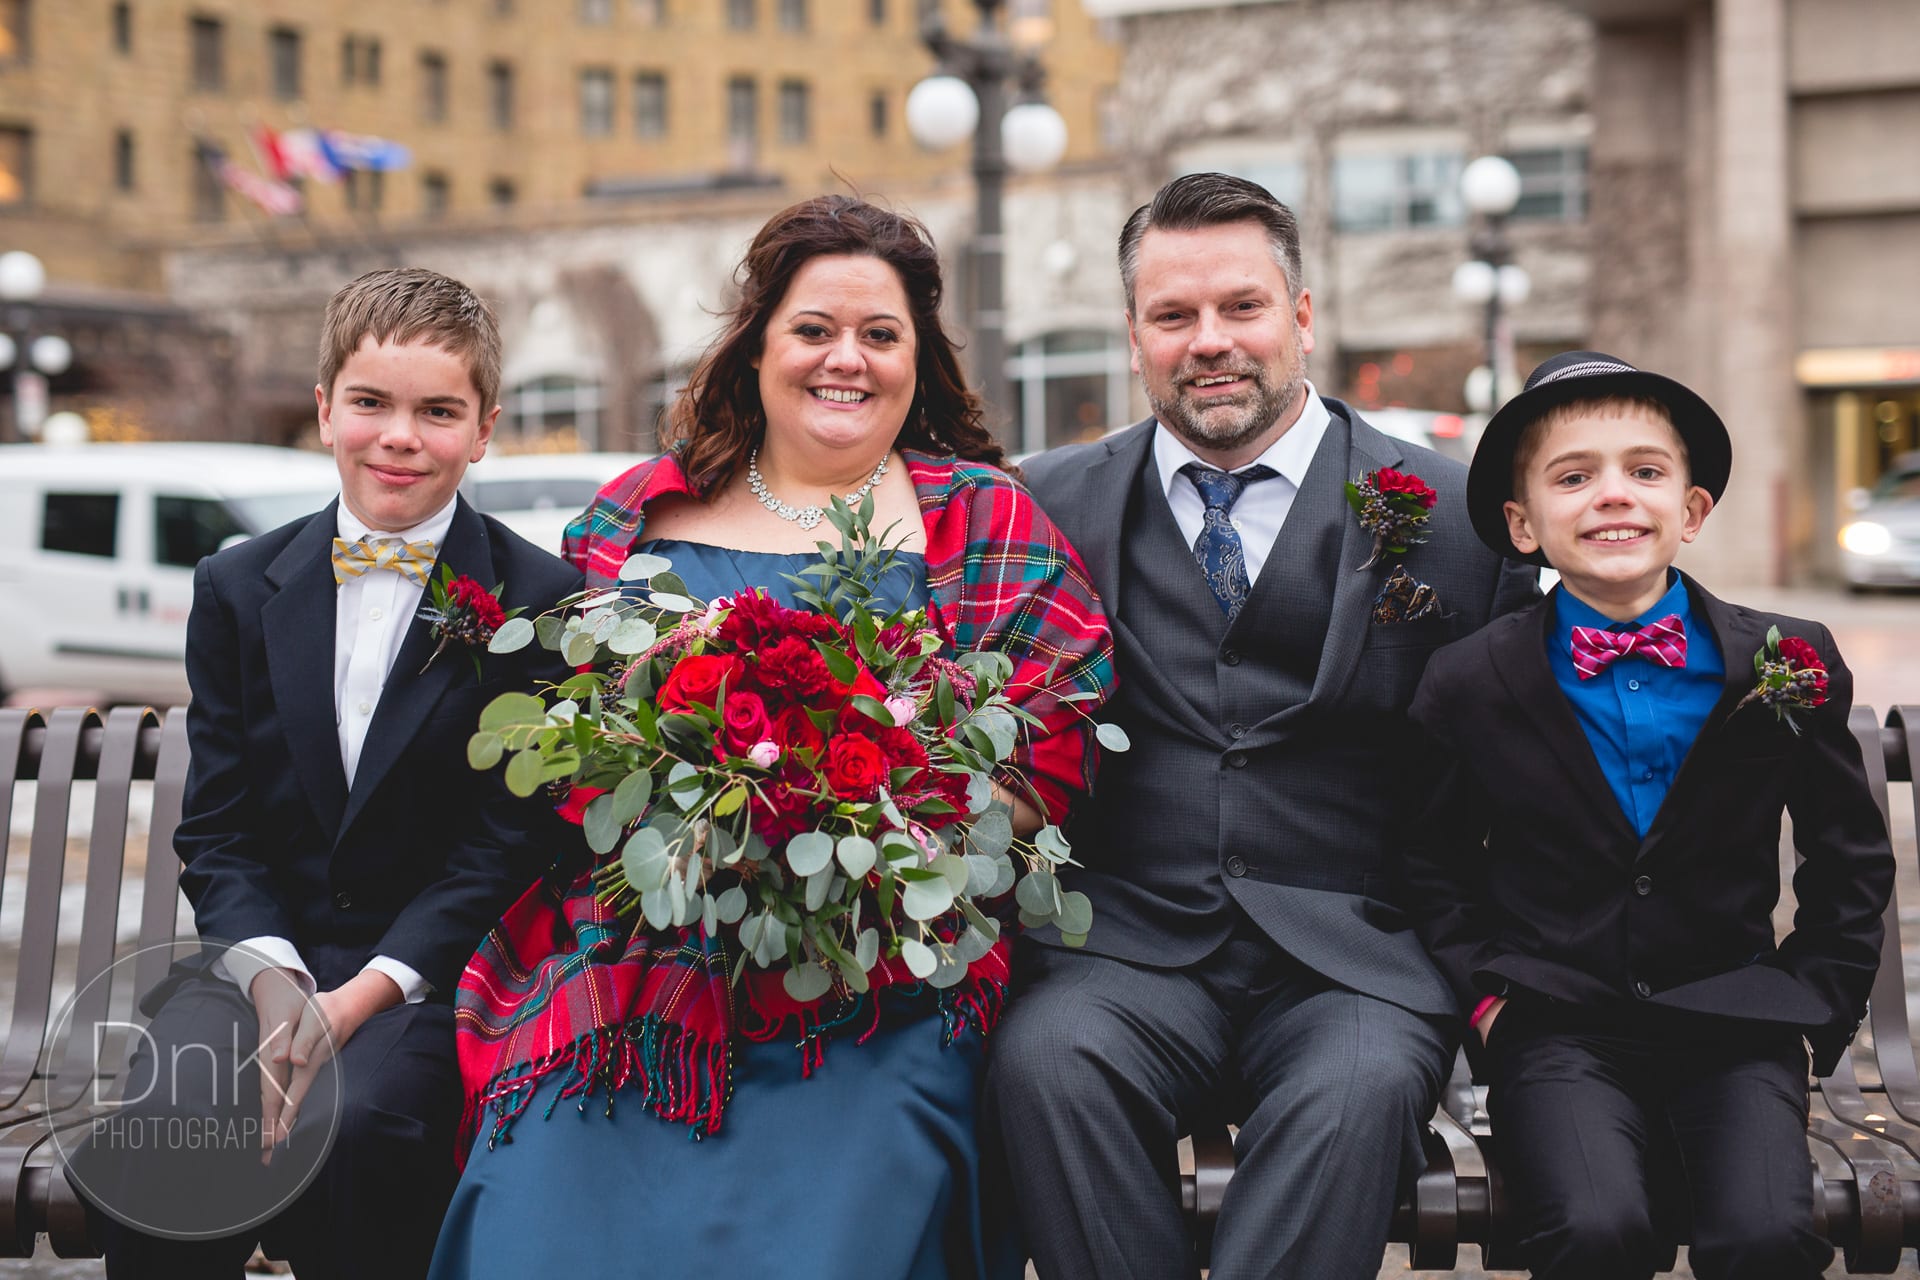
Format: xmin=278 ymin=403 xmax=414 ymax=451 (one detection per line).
xmin=748 ymin=740 xmax=781 ymax=769
xmin=884 ymin=695 xmax=916 ymax=728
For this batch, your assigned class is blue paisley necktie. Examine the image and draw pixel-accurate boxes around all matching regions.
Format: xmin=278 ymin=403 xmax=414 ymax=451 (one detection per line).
xmin=1181 ymin=462 xmax=1278 ymax=619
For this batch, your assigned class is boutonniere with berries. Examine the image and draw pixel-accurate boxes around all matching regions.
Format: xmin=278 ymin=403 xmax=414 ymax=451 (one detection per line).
xmin=419 ymin=565 xmax=519 ymax=678
xmin=1735 ymin=626 xmax=1829 ymax=735
xmin=1346 ymin=467 xmax=1438 ymax=571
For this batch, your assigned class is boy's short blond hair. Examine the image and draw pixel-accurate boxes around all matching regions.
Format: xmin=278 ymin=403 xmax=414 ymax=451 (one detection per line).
xmin=1511 ymin=394 xmax=1685 ymax=498
xmin=318 ymin=268 xmax=502 ymax=411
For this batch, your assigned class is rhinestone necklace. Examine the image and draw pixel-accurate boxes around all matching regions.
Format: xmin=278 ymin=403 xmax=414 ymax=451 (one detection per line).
xmin=746 ymin=448 xmax=889 ymax=530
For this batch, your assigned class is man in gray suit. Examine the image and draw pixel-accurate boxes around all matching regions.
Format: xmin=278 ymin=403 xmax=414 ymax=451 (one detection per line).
xmin=989 ymin=172 xmax=1537 ymax=1279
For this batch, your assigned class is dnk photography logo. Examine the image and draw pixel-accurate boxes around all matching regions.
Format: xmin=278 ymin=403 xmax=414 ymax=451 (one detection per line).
xmin=46 ymin=940 xmax=345 ymax=1241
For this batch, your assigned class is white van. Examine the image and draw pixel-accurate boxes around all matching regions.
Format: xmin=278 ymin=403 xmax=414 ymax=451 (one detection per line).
xmin=461 ymin=451 xmax=653 ymax=555
xmin=0 ymin=443 xmax=337 ymax=707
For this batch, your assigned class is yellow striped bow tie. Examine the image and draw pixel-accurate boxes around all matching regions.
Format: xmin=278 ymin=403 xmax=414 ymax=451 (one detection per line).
xmin=330 ymin=536 xmax=437 ymax=586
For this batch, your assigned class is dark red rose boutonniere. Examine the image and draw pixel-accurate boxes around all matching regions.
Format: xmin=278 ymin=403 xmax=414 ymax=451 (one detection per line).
xmin=1735 ymin=626 xmax=1829 ymax=735
xmin=419 ymin=564 xmax=520 ymax=678
xmin=1346 ymin=467 xmax=1438 ymax=571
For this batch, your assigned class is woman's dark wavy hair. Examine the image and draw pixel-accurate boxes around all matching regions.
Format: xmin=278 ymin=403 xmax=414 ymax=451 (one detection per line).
xmin=667 ymin=194 xmax=1007 ymax=495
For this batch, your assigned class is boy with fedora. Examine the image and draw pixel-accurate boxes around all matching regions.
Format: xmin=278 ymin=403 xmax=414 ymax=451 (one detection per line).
xmin=1401 ymin=351 xmax=1894 ymax=1279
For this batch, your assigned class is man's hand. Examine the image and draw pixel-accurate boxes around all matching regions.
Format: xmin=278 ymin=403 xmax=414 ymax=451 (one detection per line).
xmin=269 ymin=970 xmax=405 ymax=1150
xmin=1476 ymin=996 xmax=1508 ymax=1046
xmin=249 ymin=967 xmax=309 ymax=1165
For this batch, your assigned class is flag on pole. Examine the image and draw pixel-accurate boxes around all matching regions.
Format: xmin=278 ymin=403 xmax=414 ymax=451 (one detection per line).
xmin=320 ymin=130 xmax=413 ymax=173
xmin=197 ymin=139 xmax=303 ymax=216
xmin=279 ymin=128 xmax=345 ymax=183
xmin=250 ymin=124 xmax=292 ymax=182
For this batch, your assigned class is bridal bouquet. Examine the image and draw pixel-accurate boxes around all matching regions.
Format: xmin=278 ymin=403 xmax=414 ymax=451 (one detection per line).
xmin=470 ymin=498 xmax=1118 ymax=1003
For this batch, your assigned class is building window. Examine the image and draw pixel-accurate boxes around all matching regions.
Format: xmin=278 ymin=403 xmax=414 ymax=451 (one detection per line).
xmin=419 ymin=51 xmax=448 ymax=123
xmin=1507 ymin=143 xmax=1589 ymax=222
xmin=868 ymin=0 xmax=885 ymax=25
xmin=113 ymin=128 xmax=134 ymax=191
xmin=0 ymin=0 xmax=28 ymax=65
xmin=192 ymin=145 xmax=223 ymax=222
xmin=363 ymin=37 xmax=381 ymax=85
xmin=494 ymin=0 xmax=512 ymax=13
xmin=342 ymin=35 xmax=382 ymax=86
xmin=489 ymin=60 xmax=514 ymax=131
xmin=488 ymin=178 xmax=516 ymax=209
xmin=778 ymin=0 xmax=806 ymax=32
xmin=868 ymin=89 xmax=886 ymax=139
xmin=578 ymin=0 xmax=611 ymax=22
xmin=727 ymin=0 xmax=754 ymax=30
xmin=344 ymin=168 xmax=384 ymax=213
xmin=506 ymin=376 xmax=603 ymax=449
xmin=42 ymin=494 xmax=119 ymax=559
xmin=579 ymin=68 xmax=614 ymax=137
xmin=633 ymin=72 xmax=666 ymax=138
xmin=778 ymin=79 xmax=809 ymax=144
xmin=112 ymin=2 xmax=131 ymax=54
xmin=633 ymin=0 xmax=665 ymax=23
xmin=190 ymin=15 xmax=224 ymax=92
xmin=0 ymin=125 xmax=29 ymax=206
xmin=1008 ymin=330 xmax=1132 ymax=456
xmin=269 ymin=27 xmax=301 ymax=101
xmin=727 ymin=76 xmax=758 ymax=146
xmin=422 ymin=171 xmax=449 ymax=218
xmin=1332 ymin=148 xmax=1464 ymax=233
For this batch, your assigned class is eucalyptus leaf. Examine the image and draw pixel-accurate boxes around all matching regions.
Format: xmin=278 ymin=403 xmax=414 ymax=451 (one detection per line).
xmin=1017 ymin=908 xmax=1051 ymax=931
xmin=1034 ymin=825 xmax=1073 ymax=864
xmin=715 ymin=885 xmax=749 ymax=924
xmin=785 ymin=830 xmax=835 ymax=877
xmin=879 ymin=830 xmax=922 ymax=866
xmin=487 ymin=616 xmax=536 ymax=653
xmin=782 ymin=963 xmax=833 ymax=1003
xmin=958 ymin=899 xmax=1000 ymax=943
xmin=1095 ymin=722 xmax=1133 ymax=753
xmin=954 ymin=926 xmax=993 ymax=965
xmin=741 ymin=831 xmax=771 ymax=863
xmin=928 ymin=952 xmax=968 ymax=989
xmin=701 ymin=893 xmax=718 ymax=936
xmin=855 ymin=928 xmax=880 ymax=972
xmin=649 ymin=591 xmax=697 ymax=612
xmin=608 ymin=617 xmax=658 ymax=656
xmin=805 ymin=865 xmax=834 ymax=912
xmin=534 ymin=614 xmax=566 ymax=650
xmin=965 ymin=773 xmax=993 ymax=815
xmin=619 ymin=551 xmax=673 ymax=582
xmin=591 ymin=609 xmax=622 ymax=643
xmin=666 ymin=875 xmax=687 ymax=924
xmin=466 ymin=732 xmax=504 ymax=770
xmin=479 ymin=692 xmax=547 ymax=733
xmin=899 ymin=938 xmax=937 ymax=980
xmin=641 ymin=886 xmax=673 ymax=931
xmin=650 ymin=571 xmax=690 ymax=598
xmin=1060 ymin=932 xmax=1089 ymax=948
xmin=562 ymin=629 xmax=600 ymax=667
xmin=988 ymin=859 xmax=1016 ymax=898
xmin=582 ymin=793 xmax=622 ymax=855
xmin=1015 ymin=870 xmax=1059 ymax=917
xmin=503 ymin=749 xmax=546 ymax=798
xmin=974 ymin=708 xmax=1018 ymax=760
xmin=931 ymin=853 xmax=970 ymax=895
xmin=620 ymin=826 xmax=671 ymax=891
xmin=902 ymin=876 xmax=956 ymax=922
xmin=611 ymin=770 xmax=654 ymax=825
xmin=963 ymin=853 xmax=1000 ymax=898
xmin=835 ymin=835 xmax=877 ymax=880
xmin=667 ymin=761 xmax=704 ymax=810
xmin=1056 ymin=889 xmax=1093 ymax=936
xmin=967 ymin=809 xmax=1014 ymax=859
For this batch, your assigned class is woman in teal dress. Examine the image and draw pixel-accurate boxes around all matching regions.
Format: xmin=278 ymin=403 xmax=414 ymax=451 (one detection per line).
xmin=429 ymin=196 xmax=1115 ymax=1279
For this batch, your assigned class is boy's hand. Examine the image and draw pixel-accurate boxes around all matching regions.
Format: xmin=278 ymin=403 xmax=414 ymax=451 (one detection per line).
xmin=1477 ymin=996 xmax=1508 ymax=1045
xmin=270 ymin=971 xmax=405 ymax=1149
xmin=249 ymin=967 xmax=308 ymax=1165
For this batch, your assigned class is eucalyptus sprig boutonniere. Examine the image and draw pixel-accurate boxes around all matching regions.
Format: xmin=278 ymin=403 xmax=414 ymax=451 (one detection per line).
xmin=1346 ymin=467 xmax=1437 ymax=571
xmin=419 ymin=565 xmax=518 ymax=678
xmin=1735 ymin=626 xmax=1829 ymax=736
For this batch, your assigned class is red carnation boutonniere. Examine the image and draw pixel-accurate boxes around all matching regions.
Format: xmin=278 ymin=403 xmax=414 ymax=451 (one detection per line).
xmin=1735 ymin=626 xmax=1829 ymax=736
xmin=419 ymin=564 xmax=520 ymax=678
xmin=1346 ymin=466 xmax=1438 ymax=571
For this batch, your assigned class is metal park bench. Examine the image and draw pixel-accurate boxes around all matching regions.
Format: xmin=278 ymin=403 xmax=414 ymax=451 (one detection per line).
xmin=1184 ymin=705 xmax=1920 ymax=1274
xmin=4 ymin=702 xmax=1919 ymax=1271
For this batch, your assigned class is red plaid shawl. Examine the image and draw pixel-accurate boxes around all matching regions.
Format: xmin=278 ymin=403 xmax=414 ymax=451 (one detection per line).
xmin=454 ymin=449 xmax=1115 ymax=1157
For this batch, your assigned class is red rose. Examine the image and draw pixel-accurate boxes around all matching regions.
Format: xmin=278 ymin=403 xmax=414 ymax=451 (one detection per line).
xmin=657 ymin=653 xmax=745 ymax=714
xmin=823 ymin=733 xmax=888 ymax=799
xmin=449 ymin=577 xmax=507 ymax=629
xmin=720 ymin=690 xmax=775 ymax=755
xmin=772 ymin=705 xmax=828 ymax=759
xmin=750 ymin=769 xmax=818 ymax=843
xmin=827 ymin=661 xmax=887 ymax=710
xmin=1777 ymin=636 xmax=1830 ymax=706
xmin=1374 ymin=468 xmax=1438 ymax=509
xmin=755 ymin=636 xmax=834 ymax=698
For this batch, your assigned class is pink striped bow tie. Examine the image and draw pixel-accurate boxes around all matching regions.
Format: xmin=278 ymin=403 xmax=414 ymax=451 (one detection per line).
xmin=1570 ymin=615 xmax=1687 ymax=679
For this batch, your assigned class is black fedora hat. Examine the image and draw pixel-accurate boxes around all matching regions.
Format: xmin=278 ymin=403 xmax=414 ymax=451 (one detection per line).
xmin=1466 ymin=351 xmax=1731 ymax=565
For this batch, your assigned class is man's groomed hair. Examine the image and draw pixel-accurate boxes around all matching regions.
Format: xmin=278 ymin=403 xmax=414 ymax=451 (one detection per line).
xmin=1118 ymin=172 xmax=1305 ymax=311
xmin=319 ymin=267 xmax=503 ymax=411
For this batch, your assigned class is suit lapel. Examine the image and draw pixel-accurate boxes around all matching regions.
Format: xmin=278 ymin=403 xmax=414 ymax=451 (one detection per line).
xmin=1071 ymin=419 xmax=1153 ymax=617
xmin=1490 ymin=589 xmax=1640 ymax=844
xmin=262 ymin=504 xmax=349 ymax=841
xmin=1305 ymin=408 xmax=1390 ymax=707
xmin=337 ymin=498 xmax=489 ymax=841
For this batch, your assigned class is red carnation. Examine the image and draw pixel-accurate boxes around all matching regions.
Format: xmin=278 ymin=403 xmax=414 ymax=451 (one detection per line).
xmin=755 ymin=636 xmax=835 ymax=699
xmin=448 ymin=577 xmax=507 ymax=630
xmin=657 ymin=653 xmax=745 ymax=715
xmin=1777 ymin=636 xmax=1830 ymax=706
xmin=874 ymin=725 xmax=931 ymax=772
xmin=718 ymin=591 xmax=836 ymax=650
xmin=751 ymin=770 xmax=819 ymax=843
xmin=720 ymin=690 xmax=776 ymax=756
xmin=823 ymin=733 xmax=888 ymax=799
xmin=1374 ymin=468 xmax=1438 ymax=509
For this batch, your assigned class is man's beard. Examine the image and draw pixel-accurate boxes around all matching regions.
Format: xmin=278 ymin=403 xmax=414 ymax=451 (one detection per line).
xmin=1145 ymin=350 xmax=1305 ymax=456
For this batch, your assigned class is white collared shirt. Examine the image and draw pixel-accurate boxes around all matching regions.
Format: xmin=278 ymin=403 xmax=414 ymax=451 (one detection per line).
xmin=1153 ymin=383 xmax=1333 ymax=585
xmin=220 ymin=494 xmax=458 ymax=1009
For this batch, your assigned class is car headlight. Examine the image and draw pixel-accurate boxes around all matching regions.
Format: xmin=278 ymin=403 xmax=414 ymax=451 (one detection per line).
xmin=1839 ymin=521 xmax=1893 ymax=556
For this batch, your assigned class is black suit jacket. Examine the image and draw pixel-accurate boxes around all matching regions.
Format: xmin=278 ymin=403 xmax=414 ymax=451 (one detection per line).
xmin=1401 ymin=573 xmax=1894 ymax=1072
xmin=174 ymin=496 xmax=583 ymax=995
xmin=1022 ymin=402 xmax=1539 ymax=1014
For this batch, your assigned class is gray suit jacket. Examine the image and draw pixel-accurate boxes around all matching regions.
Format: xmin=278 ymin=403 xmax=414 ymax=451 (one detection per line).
xmin=1023 ymin=400 xmax=1538 ymax=1015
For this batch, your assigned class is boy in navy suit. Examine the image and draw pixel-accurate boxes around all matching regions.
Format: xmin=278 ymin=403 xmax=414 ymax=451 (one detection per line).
xmin=1402 ymin=352 xmax=1894 ymax=1279
xmin=78 ymin=269 xmax=580 ymax=1278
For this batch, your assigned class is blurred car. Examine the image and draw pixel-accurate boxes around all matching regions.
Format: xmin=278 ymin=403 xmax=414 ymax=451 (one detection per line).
xmin=1360 ymin=407 xmax=1476 ymax=464
xmin=0 ymin=442 xmax=337 ymax=706
xmin=461 ymin=451 xmax=653 ymax=556
xmin=1839 ymin=454 xmax=1920 ymax=591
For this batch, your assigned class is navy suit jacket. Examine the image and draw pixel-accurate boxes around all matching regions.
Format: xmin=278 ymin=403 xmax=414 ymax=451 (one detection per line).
xmin=173 ymin=496 xmax=583 ymax=995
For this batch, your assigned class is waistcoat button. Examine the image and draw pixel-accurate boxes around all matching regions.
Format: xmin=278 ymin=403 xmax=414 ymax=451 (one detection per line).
xmin=1226 ymin=855 xmax=1248 ymax=877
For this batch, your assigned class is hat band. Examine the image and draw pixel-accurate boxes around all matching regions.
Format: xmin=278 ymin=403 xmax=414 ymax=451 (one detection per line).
xmin=1530 ymin=358 xmax=1639 ymax=388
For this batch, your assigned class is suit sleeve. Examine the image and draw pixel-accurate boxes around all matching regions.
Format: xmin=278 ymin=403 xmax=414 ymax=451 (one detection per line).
xmin=1399 ymin=655 xmax=1509 ymax=1018
xmin=1775 ymin=626 xmax=1895 ymax=1067
xmin=1488 ymin=554 xmax=1541 ymax=621
xmin=369 ymin=565 xmax=587 ymax=991
xmin=174 ymin=557 xmax=301 ymax=945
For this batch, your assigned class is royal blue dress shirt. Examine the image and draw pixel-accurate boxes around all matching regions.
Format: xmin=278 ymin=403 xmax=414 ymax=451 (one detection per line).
xmin=1547 ymin=572 xmax=1725 ymax=837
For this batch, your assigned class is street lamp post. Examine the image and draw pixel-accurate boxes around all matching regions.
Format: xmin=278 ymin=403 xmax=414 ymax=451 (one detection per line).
xmin=907 ymin=0 xmax=1066 ymax=443
xmin=0 ymin=249 xmax=71 ymax=443
xmin=1451 ymin=156 xmax=1530 ymax=413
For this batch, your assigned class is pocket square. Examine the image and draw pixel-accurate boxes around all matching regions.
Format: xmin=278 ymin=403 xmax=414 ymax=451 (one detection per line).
xmin=1371 ymin=566 xmax=1447 ymax=625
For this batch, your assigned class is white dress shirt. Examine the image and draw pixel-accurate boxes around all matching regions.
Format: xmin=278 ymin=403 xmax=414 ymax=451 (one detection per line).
xmin=219 ymin=495 xmax=459 ymax=1008
xmin=1153 ymin=383 xmax=1333 ymax=586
